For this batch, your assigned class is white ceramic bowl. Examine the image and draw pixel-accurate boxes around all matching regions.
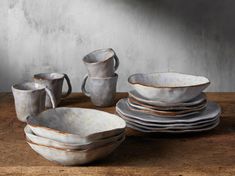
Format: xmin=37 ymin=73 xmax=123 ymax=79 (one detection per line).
xmin=128 ymin=72 xmax=210 ymax=103
xmin=24 ymin=125 xmax=124 ymax=150
xmin=27 ymin=135 xmax=125 ymax=166
xmin=26 ymin=107 xmax=126 ymax=144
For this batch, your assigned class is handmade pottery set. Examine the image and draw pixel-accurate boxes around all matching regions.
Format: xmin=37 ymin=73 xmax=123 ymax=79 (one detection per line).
xmin=11 ymin=48 xmax=221 ymax=166
xmin=81 ymin=48 xmax=119 ymax=107
xmin=116 ymin=73 xmax=221 ymax=133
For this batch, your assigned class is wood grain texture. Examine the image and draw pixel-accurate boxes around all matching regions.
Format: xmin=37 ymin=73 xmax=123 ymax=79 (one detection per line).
xmin=0 ymin=92 xmax=234 ymax=176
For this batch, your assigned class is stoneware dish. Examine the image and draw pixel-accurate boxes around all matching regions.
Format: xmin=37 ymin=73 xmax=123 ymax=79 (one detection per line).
xmin=27 ymin=135 xmax=125 ymax=166
xmin=128 ymin=91 xmax=207 ymax=110
xmin=116 ymin=110 xmax=219 ymax=128
xmin=34 ymin=73 xmax=72 ymax=108
xmin=116 ymin=99 xmax=221 ymax=124
xmin=24 ymin=125 xmax=124 ymax=150
xmin=83 ymin=48 xmax=119 ymax=77
xmin=26 ymin=107 xmax=126 ymax=144
xmin=125 ymin=119 xmax=220 ymax=133
xmin=128 ymin=72 xmax=210 ymax=103
xmin=12 ymin=82 xmax=56 ymax=122
xmin=81 ymin=74 xmax=118 ymax=107
xmin=127 ymin=98 xmax=206 ymax=117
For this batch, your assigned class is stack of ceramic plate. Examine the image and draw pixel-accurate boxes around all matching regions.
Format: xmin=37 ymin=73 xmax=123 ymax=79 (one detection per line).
xmin=25 ymin=108 xmax=126 ymax=166
xmin=116 ymin=72 xmax=221 ymax=133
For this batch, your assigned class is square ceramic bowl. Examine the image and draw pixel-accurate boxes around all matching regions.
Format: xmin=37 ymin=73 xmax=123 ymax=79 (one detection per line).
xmin=26 ymin=107 xmax=126 ymax=144
xmin=24 ymin=125 xmax=124 ymax=150
xmin=27 ymin=135 xmax=125 ymax=166
xmin=128 ymin=72 xmax=210 ymax=103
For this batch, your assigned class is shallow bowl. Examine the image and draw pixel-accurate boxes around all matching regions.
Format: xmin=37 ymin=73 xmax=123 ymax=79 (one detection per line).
xmin=26 ymin=107 xmax=126 ymax=144
xmin=128 ymin=72 xmax=210 ymax=103
xmin=27 ymin=135 xmax=125 ymax=166
xmin=24 ymin=125 xmax=124 ymax=150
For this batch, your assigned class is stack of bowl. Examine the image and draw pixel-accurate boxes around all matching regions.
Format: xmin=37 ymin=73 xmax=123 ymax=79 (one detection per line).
xmin=25 ymin=107 xmax=126 ymax=166
xmin=116 ymin=72 xmax=221 ymax=133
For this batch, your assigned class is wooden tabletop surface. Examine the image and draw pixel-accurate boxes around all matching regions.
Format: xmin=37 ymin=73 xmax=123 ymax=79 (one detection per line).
xmin=0 ymin=92 xmax=234 ymax=176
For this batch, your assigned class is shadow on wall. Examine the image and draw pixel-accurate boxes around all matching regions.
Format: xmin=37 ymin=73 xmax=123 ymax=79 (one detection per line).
xmin=113 ymin=0 xmax=235 ymax=43
xmin=1 ymin=0 xmax=235 ymax=91
xmin=109 ymin=0 xmax=235 ymax=91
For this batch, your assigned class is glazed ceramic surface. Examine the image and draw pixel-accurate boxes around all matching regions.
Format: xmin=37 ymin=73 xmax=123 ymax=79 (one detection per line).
xmin=12 ymin=82 xmax=56 ymax=122
xmin=27 ymin=135 xmax=125 ymax=166
xmin=128 ymin=72 xmax=210 ymax=103
xmin=128 ymin=97 xmax=207 ymax=111
xmin=83 ymin=48 xmax=119 ymax=77
xmin=129 ymin=90 xmax=207 ymax=108
xmin=34 ymin=73 xmax=72 ymax=108
xmin=127 ymin=98 xmax=207 ymax=117
xmin=116 ymin=99 xmax=221 ymax=123
xmin=24 ymin=125 xmax=124 ymax=150
xmin=27 ymin=107 xmax=126 ymax=143
xmin=116 ymin=110 xmax=219 ymax=128
xmin=81 ymin=74 xmax=118 ymax=107
xmin=125 ymin=119 xmax=220 ymax=133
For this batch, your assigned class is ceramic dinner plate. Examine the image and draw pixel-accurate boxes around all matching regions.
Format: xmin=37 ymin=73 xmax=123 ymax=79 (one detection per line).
xmin=116 ymin=110 xmax=219 ymax=129
xmin=128 ymin=96 xmax=207 ymax=111
xmin=116 ymin=99 xmax=221 ymax=124
xmin=129 ymin=90 xmax=207 ymax=107
xmin=127 ymin=98 xmax=206 ymax=117
xmin=125 ymin=119 xmax=220 ymax=133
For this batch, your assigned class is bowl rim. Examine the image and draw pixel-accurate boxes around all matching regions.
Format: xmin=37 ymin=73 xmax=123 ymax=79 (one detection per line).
xmin=26 ymin=107 xmax=126 ymax=138
xmin=128 ymin=72 xmax=210 ymax=88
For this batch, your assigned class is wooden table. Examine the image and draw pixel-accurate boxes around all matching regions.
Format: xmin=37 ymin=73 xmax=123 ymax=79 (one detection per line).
xmin=0 ymin=93 xmax=234 ymax=176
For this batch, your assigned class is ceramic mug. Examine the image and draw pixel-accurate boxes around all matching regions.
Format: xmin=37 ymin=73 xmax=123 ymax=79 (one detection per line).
xmin=33 ymin=73 xmax=72 ymax=108
xmin=81 ymin=74 xmax=118 ymax=107
xmin=83 ymin=48 xmax=119 ymax=77
xmin=12 ymin=82 xmax=56 ymax=122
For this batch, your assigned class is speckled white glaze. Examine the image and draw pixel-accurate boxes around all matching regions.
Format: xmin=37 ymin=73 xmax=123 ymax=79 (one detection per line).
xmin=12 ymin=82 xmax=56 ymax=122
xmin=83 ymin=48 xmax=119 ymax=77
xmin=33 ymin=73 xmax=72 ymax=108
xmin=128 ymin=72 xmax=210 ymax=103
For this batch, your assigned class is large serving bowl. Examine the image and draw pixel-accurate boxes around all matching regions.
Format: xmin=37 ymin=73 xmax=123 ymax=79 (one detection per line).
xmin=128 ymin=72 xmax=210 ymax=103
xmin=26 ymin=107 xmax=126 ymax=144
xmin=27 ymin=135 xmax=125 ymax=166
xmin=24 ymin=125 xmax=124 ymax=150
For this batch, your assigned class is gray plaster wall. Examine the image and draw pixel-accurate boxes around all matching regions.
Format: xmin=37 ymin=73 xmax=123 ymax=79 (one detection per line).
xmin=0 ymin=0 xmax=235 ymax=92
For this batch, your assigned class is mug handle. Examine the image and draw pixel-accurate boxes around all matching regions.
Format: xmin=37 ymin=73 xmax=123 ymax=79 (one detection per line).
xmin=110 ymin=48 xmax=119 ymax=71
xmin=62 ymin=73 xmax=72 ymax=98
xmin=45 ymin=87 xmax=56 ymax=108
xmin=81 ymin=74 xmax=90 ymax=97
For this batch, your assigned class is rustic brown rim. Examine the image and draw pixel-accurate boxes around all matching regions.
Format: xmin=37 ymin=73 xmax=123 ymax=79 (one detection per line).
xmin=26 ymin=108 xmax=126 ymax=138
xmin=26 ymin=135 xmax=125 ymax=152
xmin=128 ymin=72 xmax=210 ymax=88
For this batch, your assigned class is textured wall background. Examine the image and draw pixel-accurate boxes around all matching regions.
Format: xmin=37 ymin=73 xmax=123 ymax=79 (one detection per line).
xmin=1 ymin=0 xmax=235 ymax=92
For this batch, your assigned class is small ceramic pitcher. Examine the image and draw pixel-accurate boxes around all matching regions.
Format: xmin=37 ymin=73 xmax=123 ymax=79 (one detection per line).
xmin=83 ymin=48 xmax=119 ymax=77
xmin=12 ymin=82 xmax=56 ymax=122
xmin=81 ymin=74 xmax=118 ymax=107
xmin=33 ymin=73 xmax=72 ymax=108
